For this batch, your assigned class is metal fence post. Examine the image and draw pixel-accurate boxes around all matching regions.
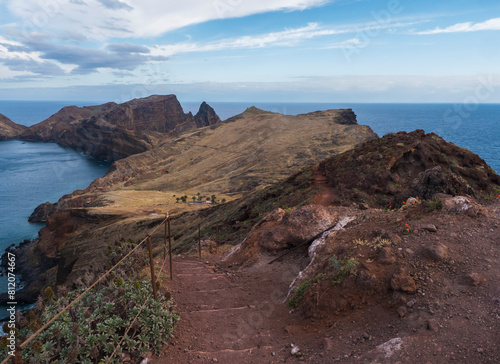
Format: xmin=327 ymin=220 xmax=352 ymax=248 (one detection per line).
xmin=147 ymin=235 xmax=158 ymax=300
xmin=168 ymin=217 xmax=172 ymax=280
xmin=163 ymin=217 xmax=167 ymax=260
xmin=198 ymin=224 xmax=201 ymax=259
xmin=215 ymin=224 xmax=219 ymax=253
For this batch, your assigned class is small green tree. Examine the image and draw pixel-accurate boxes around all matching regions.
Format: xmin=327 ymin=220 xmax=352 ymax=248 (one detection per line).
xmin=175 ymin=197 xmax=180 ymax=203
xmin=192 ymin=196 xmax=196 ymax=202
xmin=211 ymin=194 xmax=217 ymax=204
xmin=221 ymin=198 xmax=226 ymax=204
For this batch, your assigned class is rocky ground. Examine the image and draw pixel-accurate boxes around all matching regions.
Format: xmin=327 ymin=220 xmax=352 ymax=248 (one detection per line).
xmin=152 ymin=195 xmax=499 ymax=364
xmin=150 ymin=129 xmax=500 ymax=363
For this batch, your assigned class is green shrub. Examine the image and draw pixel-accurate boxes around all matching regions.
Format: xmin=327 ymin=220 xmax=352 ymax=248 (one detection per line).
xmin=288 ymin=281 xmax=311 ymax=308
xmin=428 ymin=197 xmax=443 ymax=212
xmin=329 ymin=256 xmax=359 ymax=284
xmin=3 ymin=241 xmax=179 ymax=363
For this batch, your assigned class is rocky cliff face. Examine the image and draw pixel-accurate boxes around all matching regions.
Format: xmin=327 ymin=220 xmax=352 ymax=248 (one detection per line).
xmin=21 ymin=95 xmax=221 ymax=161
xmin=194 ymin=101 xmax=221 ymax=128
xmin=0 ymin=113 xmax=29 ymax=140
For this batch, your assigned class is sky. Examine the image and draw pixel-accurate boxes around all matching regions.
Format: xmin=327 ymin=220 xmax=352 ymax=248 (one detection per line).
xmin=0 ymin=0 xmax=499 ymax=102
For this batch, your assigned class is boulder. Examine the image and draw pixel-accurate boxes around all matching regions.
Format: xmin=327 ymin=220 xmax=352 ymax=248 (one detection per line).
xmin=422 ymin=224 xmax=438 ymax=233
xmin=424 ymin=243 xmax=449 ymax=261
xmin=442 ymin=196 xmax=483 ymax=216
xmin=412 ymin=166 xmax=474 ymax=199
xmin=358 ymin=338 xmax=406 ymax=362
xmin=467 ymin=272 xmax=486 ymax=286
xmin=259 ymin=205 xmax=339 ymax=251
xmin=391 ymin=271 xmax=417 ymax=293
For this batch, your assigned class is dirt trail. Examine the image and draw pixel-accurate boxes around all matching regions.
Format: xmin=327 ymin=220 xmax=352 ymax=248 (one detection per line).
xmin=152 ymin=255 xmax=311 ymax=364
xmin=311 ymin=166 xmax=334 ymax=207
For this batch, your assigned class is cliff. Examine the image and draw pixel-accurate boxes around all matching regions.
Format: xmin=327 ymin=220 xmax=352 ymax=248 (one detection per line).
xmin=0 ymin=113 xmax=29 ymax=140
xmin=20 ymin=95 xmax=221 ymax=161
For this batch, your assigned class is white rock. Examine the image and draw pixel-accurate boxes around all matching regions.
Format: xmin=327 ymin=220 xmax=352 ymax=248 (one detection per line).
xmin=291 ymin=343 xmax=300 ymax=356
xmin=376 ymin=338 xmax=403 ymax=358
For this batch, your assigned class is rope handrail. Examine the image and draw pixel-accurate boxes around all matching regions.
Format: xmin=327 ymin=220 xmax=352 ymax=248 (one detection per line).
xmin=1 ymin=216 xmax=168 ymax=364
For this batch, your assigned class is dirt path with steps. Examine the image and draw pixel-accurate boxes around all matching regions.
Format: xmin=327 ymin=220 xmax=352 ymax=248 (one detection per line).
xmin=151 ymin=255 xmax=318 ymax=364
xmin=311 ymin=166 xmax=334 ymax=207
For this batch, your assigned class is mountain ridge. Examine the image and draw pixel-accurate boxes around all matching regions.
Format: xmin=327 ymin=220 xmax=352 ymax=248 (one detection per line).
xmin=0 ymin=95 xmax=221 ymax=161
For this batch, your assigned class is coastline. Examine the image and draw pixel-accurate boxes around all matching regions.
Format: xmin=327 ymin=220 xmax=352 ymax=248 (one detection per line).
xmin=1 ymin=100 xmax=499 ymax=311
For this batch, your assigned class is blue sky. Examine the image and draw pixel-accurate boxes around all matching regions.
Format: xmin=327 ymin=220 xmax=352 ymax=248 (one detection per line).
xmin=0 ymin=0 xmax=499 ymax=102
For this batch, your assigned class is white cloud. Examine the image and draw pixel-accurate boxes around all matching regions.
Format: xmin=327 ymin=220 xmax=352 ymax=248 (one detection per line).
xmin=150 ymin=23 xmax=342 ymax=57
xmin=149 ymin=20 xmax=423 ymax=58
xmin=323 ymin=38 xmax=360 ymax=49
xmin=5 ymin=0 xmax=331 ymax=40
xmin=416 ymin=17 xmax=500 ymax=35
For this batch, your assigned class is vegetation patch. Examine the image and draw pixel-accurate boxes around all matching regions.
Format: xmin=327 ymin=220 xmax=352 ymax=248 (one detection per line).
xmin=1 ymin=240 xmax=179 ymax=363
xmin=288 ymin=281 xmax=311 ymax=308
xmin=329 ymin=256 xmax=360 ymax=284
xmin=427 ymin=196 xmax=443 ymax=212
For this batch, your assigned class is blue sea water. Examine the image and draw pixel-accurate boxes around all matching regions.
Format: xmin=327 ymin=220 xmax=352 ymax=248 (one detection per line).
xmin=0 ymin=102 xmax=111 ymax=320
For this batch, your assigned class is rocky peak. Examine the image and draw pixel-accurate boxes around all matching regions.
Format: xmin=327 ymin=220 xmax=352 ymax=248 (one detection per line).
xmin=18 ymin=95 xmax=222 ymax=161
xmin=194 ymin=101 xmax=221 ymax=127
xmin=100 ymin=94 xmax=189 ymax=133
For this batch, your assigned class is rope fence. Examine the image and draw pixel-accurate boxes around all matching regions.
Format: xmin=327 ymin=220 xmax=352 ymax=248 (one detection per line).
xmin=1 ymin=215 xmax=172 ymax=364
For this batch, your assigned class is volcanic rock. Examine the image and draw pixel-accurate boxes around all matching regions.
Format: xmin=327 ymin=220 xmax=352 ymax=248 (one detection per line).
xmin=423 ymin=243 xmax=449 ymax=261
xmin=20 ymin=95 xmax=221 ymax=161
xmin=442 ymin=196 xmax=483 ymax=216
xmin=391 ymin=271 xmax=417 ymax=293
xmin=318 ymin=130 xmax=500 ymax=207
xmin=28 ymin=201 xmax=56 ymax=223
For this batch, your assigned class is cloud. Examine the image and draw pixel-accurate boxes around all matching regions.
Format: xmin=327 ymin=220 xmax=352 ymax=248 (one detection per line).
xmin=0 ymin=34 xmax=165 ymax=75
xmin=149 ymin=20 xmax=422 ymax=57
xmin=146 ymin=22 xmax=340 ymax=58
xmin=5 ymin=0 xmax=332 ymax=40
xmin=106 ymin=42 xmax=150 ymax=54
xmin=28 ymin=41 xmax=164 ymax=74
xmin=97 ymin=0 xmax=133 ymax=11
xmin=322 ymin=38 xmax=361 ymax=49
xmin=415 ymin=17 xmax=500 ymax=35
xmin=2 ymin=57 xmax=65 ymax=75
